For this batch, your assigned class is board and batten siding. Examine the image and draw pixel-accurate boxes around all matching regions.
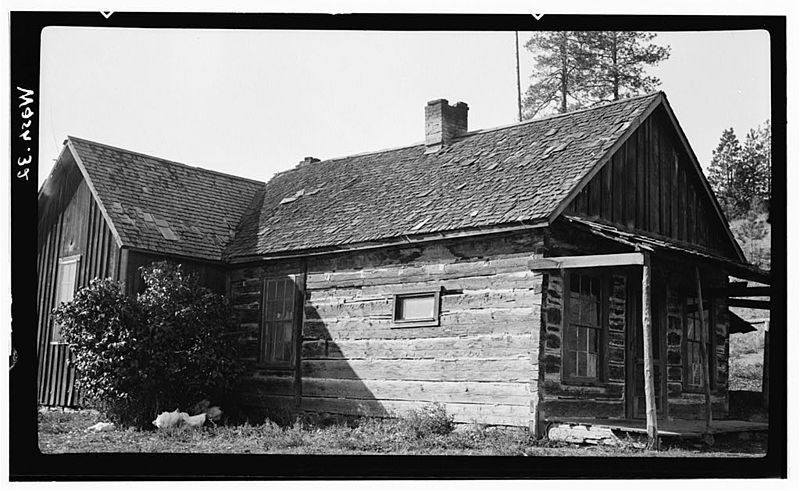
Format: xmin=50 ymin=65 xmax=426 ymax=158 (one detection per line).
xmin=230 ymin=231 xmax=546 ymax=427
xmin=565 ymin=106 xmax=739 ymax=261
xmin=37 ymin=162 xmax=120 ymax=407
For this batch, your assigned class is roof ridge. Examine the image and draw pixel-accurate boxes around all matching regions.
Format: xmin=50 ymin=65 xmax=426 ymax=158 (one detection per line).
xmin=275 ymin=92 xmax=663 ymax=176
xmin=67 ymin=135 xmax=266 ymax=186
xmin=460 ymin=91 xmax=663 ymax=139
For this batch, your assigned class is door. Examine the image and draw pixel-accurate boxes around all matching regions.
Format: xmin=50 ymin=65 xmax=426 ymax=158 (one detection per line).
xmin=627 ymin=277 xmax=668 ymax=419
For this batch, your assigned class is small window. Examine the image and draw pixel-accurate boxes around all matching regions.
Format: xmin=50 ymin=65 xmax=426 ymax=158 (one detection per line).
xmin=261 ymin=276 xmax=299 ymax=365
xmin=563 ymin=272 xmax=606 ymax=384
xmin=392 ymin=290 xmax=441 ymax=328
xmin=52 ymin=256 xmax=80 ymax=343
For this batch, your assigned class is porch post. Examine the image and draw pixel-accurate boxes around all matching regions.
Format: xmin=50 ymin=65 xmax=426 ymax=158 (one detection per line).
xmin=695 ymin=267 xmax=713 ymax=435
xmin=641 ymin=252 xmax=659 ymax=449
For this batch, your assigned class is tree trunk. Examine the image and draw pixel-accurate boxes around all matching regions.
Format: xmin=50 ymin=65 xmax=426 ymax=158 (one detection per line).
xmin=612 ymin=33 xmax=619 ymax=101
xmin=561 ymin=32 xmax=568 ymax=113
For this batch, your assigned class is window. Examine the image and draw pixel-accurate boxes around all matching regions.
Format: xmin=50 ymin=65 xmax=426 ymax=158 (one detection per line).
xmin=685 ymin=296 xmax=713 ymax=391
xmin=52 ymin=256 xmax=80 ymax=343
xmin=563 ymin=272 xmax=605 ymax=383
xmin=392 ymin=290 xmax=441 ymax=328
xmin=261 ymin=277 xmax=299 ymax=365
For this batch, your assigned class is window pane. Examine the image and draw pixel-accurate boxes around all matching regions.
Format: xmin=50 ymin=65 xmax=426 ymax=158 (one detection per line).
xmin=577 ymin=326 xmax=586 ymax=352
xmin=570 ymin=273 xmax=580 ymax=293
xmin=580 ymin=275 xmax=590 ymax=295
xmin=577 ymin=353 xmax=587 ymax=376
xmin=588 ymin=328 xmax=598 ymax=354
xmin=398 ymin=295 xmax=434 ymax=320
xmin=570 ymin=293 xmax=581 ymax=321
xmin=587 ymin=353 xmax=597 ymax=377
xmin=566 ymin=325 xmax=577 ymax=351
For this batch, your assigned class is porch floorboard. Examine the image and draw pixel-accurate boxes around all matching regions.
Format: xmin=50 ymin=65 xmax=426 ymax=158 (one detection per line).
xmin=544 ymin=417 xmax=768 ymax=438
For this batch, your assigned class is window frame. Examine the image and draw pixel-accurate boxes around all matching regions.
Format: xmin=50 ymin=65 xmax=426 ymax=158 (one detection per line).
xmin=682 ymin=295 xmax=715 ymax=393
xmin=561 ymin=270 xmax=609 ymax=386
xmin=259 ymin=275 xmax=302 ymax=368
xmin=391 ymin=288 xmax=442 ymax=328
xmin=51 ymin=255 xmax=81 ymax=344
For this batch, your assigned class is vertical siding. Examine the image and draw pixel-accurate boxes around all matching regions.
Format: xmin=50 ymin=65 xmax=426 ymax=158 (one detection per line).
xmin=566 ymin=108 xmax=738 ymax=261
xmin=37 ymin=170 xmax=120 ymax=407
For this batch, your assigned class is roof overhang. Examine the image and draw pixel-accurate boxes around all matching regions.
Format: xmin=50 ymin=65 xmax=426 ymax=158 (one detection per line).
xmin=561 ymin=215 xmax=770 ymax=285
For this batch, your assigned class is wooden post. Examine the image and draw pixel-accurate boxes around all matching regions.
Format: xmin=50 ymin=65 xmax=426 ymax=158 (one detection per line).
xmin=762 ymin=320 xmax=770 ymax=410
xmin=641 ymin=252 xmax=659 ymax=449
xmin=695 ymin=267 xmax=713 ymax=436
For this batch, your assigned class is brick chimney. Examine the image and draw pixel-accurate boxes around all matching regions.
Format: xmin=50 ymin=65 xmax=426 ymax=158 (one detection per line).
xmin=425 ymin=99 xmax=468 ymax=153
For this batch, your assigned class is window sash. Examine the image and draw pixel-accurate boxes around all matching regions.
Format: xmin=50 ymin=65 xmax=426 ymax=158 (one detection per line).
xmin=392 ymin=290 xmax=441 ymax=328
xmin=261 ymin=277 xmax=297 ymax=365
xmin=563 ymin=272 xmax=606 ymax=383
xmin=684 ymin=296 xmax=713 ymax=391
xmin=52 ymin=256 xmax=80 ymax=343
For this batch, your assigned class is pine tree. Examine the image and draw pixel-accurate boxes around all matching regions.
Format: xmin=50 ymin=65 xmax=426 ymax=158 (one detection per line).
xmin=522 ymin=31 xmax=594 ymax=118
xmin=707 ymin=128 xmax=743 ymax=220
xmin=521 ymin=31 xmax=670 ymax=119
xmin=582 ymin=31 xmax=671 ymax=102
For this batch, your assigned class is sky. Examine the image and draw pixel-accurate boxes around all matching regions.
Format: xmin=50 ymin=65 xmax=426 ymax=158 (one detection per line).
xmin=38 ymin=28 xmax=771 ymax=187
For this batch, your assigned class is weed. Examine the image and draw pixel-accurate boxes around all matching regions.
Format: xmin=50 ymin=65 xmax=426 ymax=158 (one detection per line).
xmin=402 ymin=403 xmax=455 ymax=438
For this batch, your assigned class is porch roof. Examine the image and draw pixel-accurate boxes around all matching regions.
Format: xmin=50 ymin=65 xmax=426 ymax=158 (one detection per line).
xmin=562 ymin=215 xmax=771 ymax=285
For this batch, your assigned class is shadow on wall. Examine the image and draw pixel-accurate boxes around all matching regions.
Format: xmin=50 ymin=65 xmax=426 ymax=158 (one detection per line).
xmin=236 ymin=273 xmax=390 ymax=425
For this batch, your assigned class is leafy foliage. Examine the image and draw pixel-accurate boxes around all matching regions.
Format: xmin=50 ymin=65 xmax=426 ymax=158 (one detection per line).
xmin=53 ymin=262 xmax=243 ymax=428
xmin=707 ymin=122 xmax=771 ymax=221
xmin=522 ymin=31 xmax=670 ymax=118
xmin=581 ymin=32 xmax=670 ymax=102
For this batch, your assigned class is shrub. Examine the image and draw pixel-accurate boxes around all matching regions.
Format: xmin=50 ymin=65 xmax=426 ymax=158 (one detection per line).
xmin=53 ymin=262 xmax=244 ymax=428
xmin=403 ymin=403 xmax=455 ymax=438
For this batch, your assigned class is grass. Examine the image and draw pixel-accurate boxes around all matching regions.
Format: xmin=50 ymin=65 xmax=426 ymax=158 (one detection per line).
xmin=729 ymin=327 xmax=766 ymax=392
xmin=38 ymin=407 xmax=766 ymax=457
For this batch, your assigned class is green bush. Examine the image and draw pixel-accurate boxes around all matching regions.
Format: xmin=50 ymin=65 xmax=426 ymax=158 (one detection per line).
xmin=53 ymin=262 xmax=244 ymax=428
xmin=403 ymin=403 xmax=455 ymax=438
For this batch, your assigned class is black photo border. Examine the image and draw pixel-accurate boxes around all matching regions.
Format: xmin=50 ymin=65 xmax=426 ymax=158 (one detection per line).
xmin=9 ymin=11 xmax=787 ymax=480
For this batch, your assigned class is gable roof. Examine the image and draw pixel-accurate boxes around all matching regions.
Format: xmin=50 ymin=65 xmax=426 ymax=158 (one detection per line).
xmin=224 ymin=92 xmax=664 ymax=260
xmin=62 ymin=137 xmax=264 ymax=261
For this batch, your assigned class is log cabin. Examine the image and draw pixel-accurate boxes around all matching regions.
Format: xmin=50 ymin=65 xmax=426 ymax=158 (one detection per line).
xmin=37 ymin=92 xmax=770 ymax=438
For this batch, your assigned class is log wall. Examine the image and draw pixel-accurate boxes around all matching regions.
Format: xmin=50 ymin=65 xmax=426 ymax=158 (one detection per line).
xmin=229 ymin=231 xmax=546 ymax=427
xmin=661 ymin=265 xmax=730 ymax=419
xmin=538 ymin=271 xmax=629 ymax=422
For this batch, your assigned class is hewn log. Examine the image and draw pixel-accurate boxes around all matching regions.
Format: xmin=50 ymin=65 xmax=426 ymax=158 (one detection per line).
xmin=642 ymin=252 xmax=659 ymax=449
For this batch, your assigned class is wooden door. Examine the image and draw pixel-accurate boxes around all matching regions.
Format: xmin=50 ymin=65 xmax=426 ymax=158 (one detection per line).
xmin=627 ymin=279 xmax=668 ymax=419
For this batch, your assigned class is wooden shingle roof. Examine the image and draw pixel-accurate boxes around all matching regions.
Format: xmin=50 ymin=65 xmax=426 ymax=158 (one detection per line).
xmin=224 ymin=92 xmax=663 ymax=259
xmin=66 ymin=137 xmax=264 ymax=261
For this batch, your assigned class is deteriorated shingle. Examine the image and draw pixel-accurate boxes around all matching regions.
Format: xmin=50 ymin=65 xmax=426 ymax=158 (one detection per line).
xmin=68 ymin=137 xmax=264 ymax=261
xmin=224 ymin=92 xmax=662 ymax=258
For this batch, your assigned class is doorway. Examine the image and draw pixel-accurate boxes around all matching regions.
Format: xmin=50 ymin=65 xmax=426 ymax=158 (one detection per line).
xmin=627 ymin=275 xmax=668 ymax=419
